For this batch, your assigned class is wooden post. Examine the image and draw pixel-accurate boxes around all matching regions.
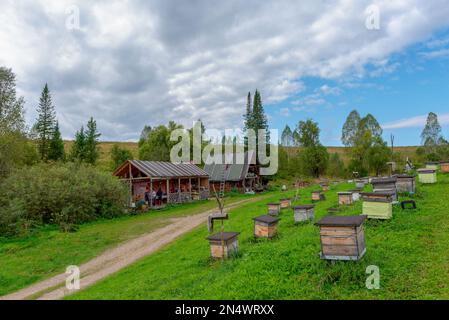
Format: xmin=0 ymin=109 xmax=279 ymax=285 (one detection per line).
xmin=178 ymin=178 xmax=181 ymax=203
xmin=189 ymin=178 xmax=192 ymax=200
xmin=128 ymin=162 xmax=133 ymax=206
xmin=166 ymin=179 xmax=170 ymax=204
xmin=198 ymin=177 xmax=201 ymax=198
xmin=150 ymin=178 xmax=153 ymax=208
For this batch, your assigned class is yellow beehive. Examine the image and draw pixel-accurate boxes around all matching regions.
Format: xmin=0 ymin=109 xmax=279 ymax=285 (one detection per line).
xmin=417 ymin=169 xmax=437 ymax=184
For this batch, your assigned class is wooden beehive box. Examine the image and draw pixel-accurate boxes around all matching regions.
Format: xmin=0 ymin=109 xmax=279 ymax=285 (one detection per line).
xmin=206 ymin=232 xmax=240 ymax=259
xmin=338 ymin=192 xmax=353 ymax=205
xmin=316 ymin=215 xmax=367 ymax=261
xmin=293 ymin=204 xmax=315 ymax=223
xmin=311 ymin=191 xmax=325 ymax=201
xmin=253 ymin=215 xmax=279 ymax=239
xmin=267 ymin=202 xmax=281 ymax=216
xmin=361 ymin=192 xmax=393 ymax=219
xmin=417 ymin=169 xmax=437 ymax=184
xmin=371 ymin=177 xmax=397 ymax=201
xmin=279 ymin=198 xmax=292 ymax=209
xmin=320 ymin=182 xmax=329 ymax=191
xmin=440 ymin=161 xmax=449 ymax=173
xmin=425 ymin=162 xmax=439 ymax=171
xmin=355 ymin=178 xmax=367 ymax=189
xmin=394 ymin=175 xmax=416 ymax=194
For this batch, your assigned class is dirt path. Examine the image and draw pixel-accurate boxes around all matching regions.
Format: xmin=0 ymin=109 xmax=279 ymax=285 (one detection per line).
xmin=0 ymin=196 xmax=269 ymax=300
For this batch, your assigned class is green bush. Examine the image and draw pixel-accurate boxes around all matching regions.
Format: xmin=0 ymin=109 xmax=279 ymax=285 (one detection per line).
xmin=0 ymin=163 xmax=129 ymax=236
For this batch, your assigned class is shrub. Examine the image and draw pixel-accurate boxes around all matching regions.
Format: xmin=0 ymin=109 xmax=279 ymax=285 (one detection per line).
xmin=0 ymin=163 xmax=129 ymax=236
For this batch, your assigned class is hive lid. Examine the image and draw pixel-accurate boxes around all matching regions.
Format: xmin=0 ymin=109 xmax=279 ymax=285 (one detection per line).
xmin=371 ymin=177 xmax=397 ymax=184
xmin=338 ymin=191 xmax=353 ymax=195
xmin=440 ymin=160 xmax=449 ymax=164
xmin=279 ymin=198 xmax=291 ymax=201
xmin=426 ymin=161 xmax=440 ymax=165
xmin=267 ymin=202 xmax=281 ymax=205
xmin=361 ymin=192 xmax=393 ymax=197
xmin=417 ymin=168 xmax=436 ymax=173
xmin=206 ymin=232 xmax=240 ymax=241
xmin=253 ymin=215 xmax=280 ymax=224
xmin=394 ymin=174 xmax=416 ymax=179
xmin=316 ymin=215 xmax=367 ymax=227
xmin=293 ymin=204 xmax=315 ymax=209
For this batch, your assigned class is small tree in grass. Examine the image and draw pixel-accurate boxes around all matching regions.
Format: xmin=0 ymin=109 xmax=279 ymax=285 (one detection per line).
xmin=48 ymin=121 xmax=65 ymax=161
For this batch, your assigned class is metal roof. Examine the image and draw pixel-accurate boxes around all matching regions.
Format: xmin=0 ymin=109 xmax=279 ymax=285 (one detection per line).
xmin=203 ymin=151 xmax=256 ymax=182
xmin=117 ymin=160 xmax=209 ymax=178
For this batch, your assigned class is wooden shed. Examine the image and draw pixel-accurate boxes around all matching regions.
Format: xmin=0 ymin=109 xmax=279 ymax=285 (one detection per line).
xmin=113 ymin=160 xmax=210 ymax=208
xmin=440 ymin=161 xmax=449 ymax=173
xmin=312 ymin=191 xmax=325 ymax=201
xmin=293 ymin=204 xmax=315 ymax=223
xmin=417 ymin=168 xmax=437 ymax=184
xmin=361 ymin=192 xmax=393 ymax=219
xmin=206 ymin=232 xmax=240 ymax=259
xmin=267 ymin=203 xmax=281 ymax=216
xmin=425 ymin=162 xmax=439 ymax=171
xmin=253 ymin=215 xmax=279 ymax=239
xmin=371 ymin=177 xmax=397 ymax=201
xmin=394 ymin=174 xmax=416 ymax=194
xmin=316 ymin=215 xmax=367 ymax=261
xmin=279 ymin=198 xmax=292 ymax=209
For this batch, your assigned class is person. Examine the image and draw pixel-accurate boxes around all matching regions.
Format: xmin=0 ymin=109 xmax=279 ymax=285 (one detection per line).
xmin=156 ymin=187 xmax=163 ymax=206
xmin=144 ymin=184 xmax=151 ymax=205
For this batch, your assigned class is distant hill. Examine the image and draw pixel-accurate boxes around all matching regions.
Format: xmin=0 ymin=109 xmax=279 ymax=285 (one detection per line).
xmin=64 ymin=141 xmax=419 ymax=171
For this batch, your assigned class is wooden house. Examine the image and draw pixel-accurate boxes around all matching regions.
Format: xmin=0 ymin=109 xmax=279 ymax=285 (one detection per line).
xmin=316 ymin=215 xmax=367 ymax=261
xmin=312 ymin=191 xmax=325 ymax=201
xmin=361 ymin=192 xmax=393 ymax=219
xmin=267 ymin=203 xmax=281 ymax=216
xmin=253 ymin=215 xmax=279 ymax=239
xmin=440 ymin=161 xmax=449 ymax=173
xmin=371 ymin=177 xmax=397 ymax=201
xmin=425 ymin=162 xmax=440 ymax=171
xmin=113 ymin=160 xmax=210 ymax=208
xmin=394 ymin=174 xmax=416 ymax=194
xmin=203 ymin=151 xmax=262 ymax=193
xmin=279 ymin=198 xmax=292 ymax=209
xmin=338 ymin=192 xmax=353 ymax=205
xmin=206 ymin=232 xmax=240 ymax=259
xmin=293 ymin=204 xmax=315 ymax=223
xmin=417 ymin=168 xmax=437 ymax=184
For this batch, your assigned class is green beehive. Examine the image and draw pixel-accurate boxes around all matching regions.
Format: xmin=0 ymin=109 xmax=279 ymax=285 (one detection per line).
xmin=417 ymin=169 xmax=437 ymax=184
xmin=361 ymin=192 xmax=393 ymax=220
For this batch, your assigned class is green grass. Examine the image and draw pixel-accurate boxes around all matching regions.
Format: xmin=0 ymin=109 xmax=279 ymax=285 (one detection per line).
xmin=69 ymin=176 xmax=449 ymax=300
xmin=0 ymin=193 xmax=258 ymax=296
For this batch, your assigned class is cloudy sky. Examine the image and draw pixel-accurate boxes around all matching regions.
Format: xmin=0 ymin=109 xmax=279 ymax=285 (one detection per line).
xmin=1 ymin=0 xmax=449 ymax=145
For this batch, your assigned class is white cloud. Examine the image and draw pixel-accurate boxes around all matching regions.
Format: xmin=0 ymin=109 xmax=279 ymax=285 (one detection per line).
xmin=383 ymin=113 xmax=449 ymax=129
xmin=1 ymin=0 xmax=449 ymax=140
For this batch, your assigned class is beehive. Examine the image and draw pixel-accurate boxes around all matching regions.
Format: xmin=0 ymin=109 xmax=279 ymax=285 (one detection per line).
xmin=311 ymin=191 xmax=325 ymax=201
xmin=355 ymin=178 xmax=368 ymax=189
xmin=206 ymin=232 xmax=240 ymax=259
xmin=279 ymin=198 xmax=292 ymax=209
xmin=349 ymin=189 xmax=362 ymax=201
xmin=371 ymin=177 xmax=397 ymax=201
xmin=267 ymin=203 xmax=281 ymax=216
xmin=440 ymin=161 xmax=449 ymax=173
xmin=417 ymin=169 xmax=437 ymax=184
xmin=320 ymin=182 xmax=329 ymax=191
xmin=293 ymin=204 xmax=315 ymax=223
xmin=394 ymin=175 xmax=416 ymax=194
xmin=361 ymin=192 xmax=393 ymax=219
xmin=425 ymin=162 xmax=439 ymax=171
xmin=253 ymin=215 xmax=279 ymax=239
xmin=338 ymin=192 xmax=353 ymax=205
xmin=316 ymin=215 xmax=367 ymax=261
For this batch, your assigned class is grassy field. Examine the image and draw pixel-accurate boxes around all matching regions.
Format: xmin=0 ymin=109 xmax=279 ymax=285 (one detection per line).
xmin=69 ymin=175 xmax=449 ymax=300
xmin=0 ymin=194 xmax=261 ymax=296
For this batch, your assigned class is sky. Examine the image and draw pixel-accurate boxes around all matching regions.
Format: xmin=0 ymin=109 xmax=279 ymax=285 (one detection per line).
xmin=1 ymin=0 xmax=449 ymax=146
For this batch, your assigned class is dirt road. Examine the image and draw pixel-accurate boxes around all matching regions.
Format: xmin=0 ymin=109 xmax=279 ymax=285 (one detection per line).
xmin=0 ymin=196 xmax=268 ymax=300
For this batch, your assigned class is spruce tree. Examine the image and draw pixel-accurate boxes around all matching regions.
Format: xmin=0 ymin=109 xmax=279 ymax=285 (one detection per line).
xmin=35 ymin=84 xmax=56 ymax=161
xmin=70 ymin=126 xmax=86 ymax=162
xmin=243 ymin=92 xmax=252 ymax=132
xmin=84 ymin=117 xmax=101 ymax=165
xmin=251 ymin=90 xmax=269 ymax=142
xmin=48 ymin=121 xmax=65 ymax=161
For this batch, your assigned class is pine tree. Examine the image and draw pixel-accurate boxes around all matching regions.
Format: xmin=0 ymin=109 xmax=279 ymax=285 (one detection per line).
xmin=70 ymin=126 xmax=86 ymax=162
xmin=48 ymin=121 xmax=65 ymax=161
xmin=84 ymin=117 xmax=101 ymax=165
xmin=251 ymin=90 xmax=269 ymax=142
xmin=35 ymin=84 xmax=56 ymax=161
xmin=243 ymin=92 xmax=252 ymax=132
